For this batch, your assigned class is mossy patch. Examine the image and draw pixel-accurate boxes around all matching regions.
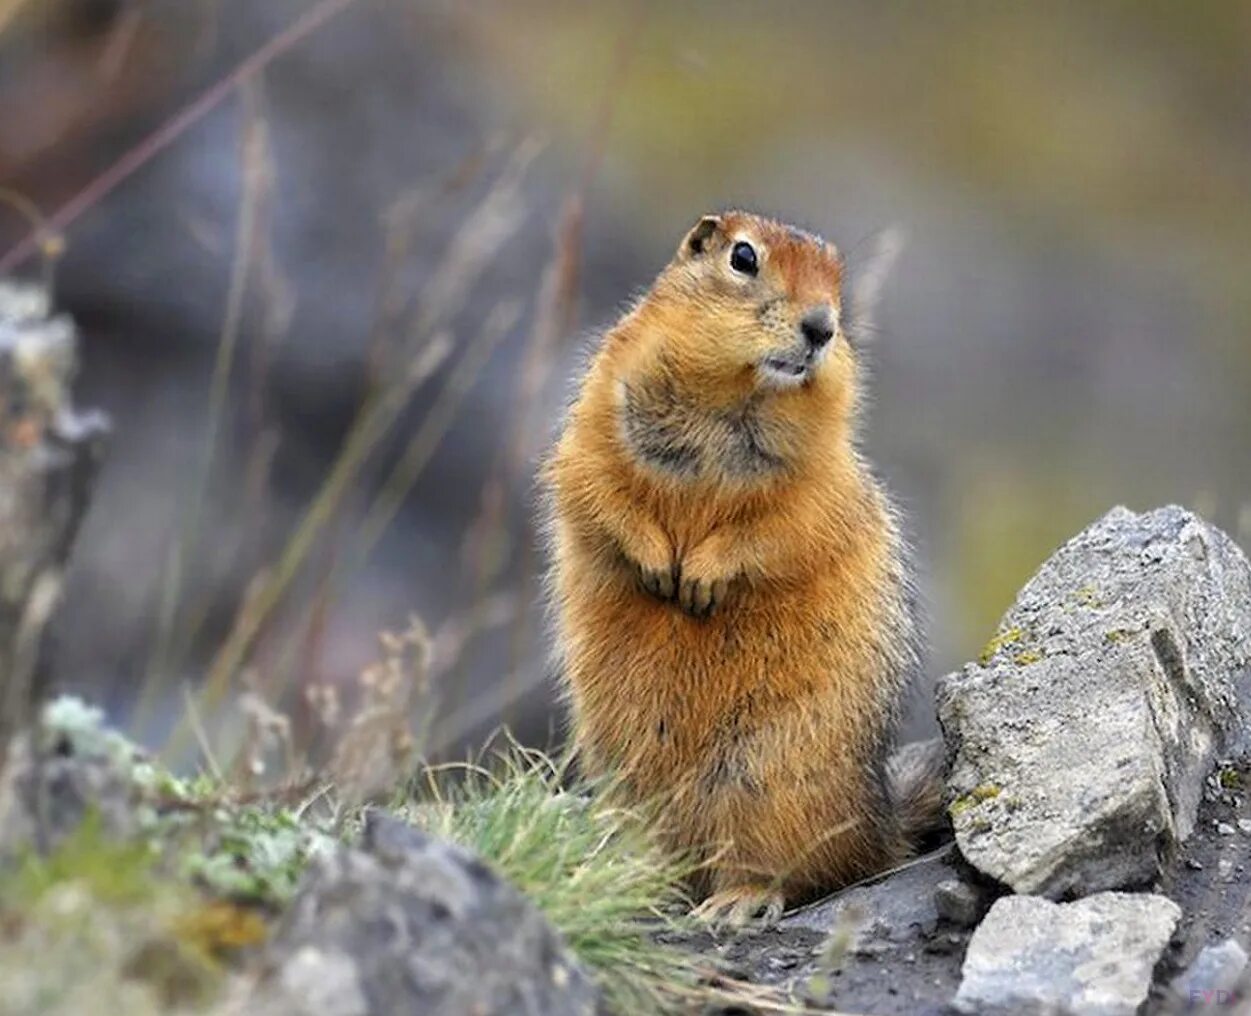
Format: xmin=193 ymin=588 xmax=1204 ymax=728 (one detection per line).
xmin=1218 ymin=765 xmax=1242 ymax=790
xmin=1070 ymin=585 xmax=1104 ymax=609
xmin=4 ymin=811 xmax=159 ymax=909
xmin=0 ymin=811 xmax=228 ymax=1015
xmin=0 ymin=697 xmax=784 ymax=1015
xmin=978 ymin=627 xmax=1045 ymax=667
xmin=949 ymin=783 xmax=1002 ymax=818
xmin=177 ymin=804 xmax=335 ymax=907
xmin=175 ymin=901 xmax=269 ymax=958
xmin=979 ymin=628 xmax=1024 ymax=666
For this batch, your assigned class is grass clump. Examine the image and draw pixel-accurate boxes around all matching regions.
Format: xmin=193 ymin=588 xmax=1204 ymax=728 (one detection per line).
xmin=412 ymin=748 xmax=704 ymax=1015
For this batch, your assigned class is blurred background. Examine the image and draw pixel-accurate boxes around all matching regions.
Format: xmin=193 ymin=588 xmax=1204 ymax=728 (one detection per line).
xmin=1 ymin=0 xmax=1248 ymax=758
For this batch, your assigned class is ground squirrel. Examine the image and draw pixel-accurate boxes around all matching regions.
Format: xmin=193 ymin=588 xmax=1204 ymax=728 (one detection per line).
xmin=542 ymin=211 xmax=941 ymax=924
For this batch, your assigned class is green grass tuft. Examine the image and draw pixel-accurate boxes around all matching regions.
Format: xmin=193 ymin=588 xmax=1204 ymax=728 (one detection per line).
xmin=411 ymin=747 xmax=704 ymax=1015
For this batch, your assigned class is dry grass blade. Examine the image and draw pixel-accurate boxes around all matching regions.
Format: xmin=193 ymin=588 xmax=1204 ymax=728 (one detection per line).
xmin=181 ymin=683 xmax=224 ymax=783
xmin=693 ymin=974 xmax=868 ymax=1016
xmin=172 ymin=143 xmax=534 ymax=756
xmin=330 ymin=617 xmax=432 ymax=816
xmin=168 ymin=332 xmax=453 ymax=759
xmin=0 ymin=188 xmax=64 ymax=294
xmin=143 ymin=82 xmax=272 ymax=725
xmin=0 ymin=0 xmax=358 ymax=275
xmin=357 ymin=299 xmax=523 ymax=553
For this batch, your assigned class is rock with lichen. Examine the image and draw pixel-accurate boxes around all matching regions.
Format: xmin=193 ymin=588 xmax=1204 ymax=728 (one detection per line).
xmin=0 ymin=282 xmax=108 ymax=752
xmin=937 ymin=506 xmax=1251 ymax=898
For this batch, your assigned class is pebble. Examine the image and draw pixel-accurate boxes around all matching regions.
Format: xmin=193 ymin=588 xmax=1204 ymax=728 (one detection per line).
xmin=1169 ymin=940 xmax=1249 ymax=1005
xmin=934 ymin=879 xmax=983 ymax=928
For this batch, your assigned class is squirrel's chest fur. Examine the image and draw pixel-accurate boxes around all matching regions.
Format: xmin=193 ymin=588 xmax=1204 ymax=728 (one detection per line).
xmin=550 ymin=494 xmax=906 ymax=800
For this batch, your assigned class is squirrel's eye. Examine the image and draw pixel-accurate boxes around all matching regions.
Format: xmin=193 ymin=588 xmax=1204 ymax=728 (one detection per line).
xmin=729 ymin=241 xmax=758 ymax=276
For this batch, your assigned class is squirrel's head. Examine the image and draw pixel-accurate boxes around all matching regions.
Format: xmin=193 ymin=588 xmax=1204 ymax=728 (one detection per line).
xmin=601 ymin=212 xmax=887 ymax=483
xmin=645 ymin=211 xmax=850 ymax=397
xmin=590 ymin=210 xmax=895 ymax=482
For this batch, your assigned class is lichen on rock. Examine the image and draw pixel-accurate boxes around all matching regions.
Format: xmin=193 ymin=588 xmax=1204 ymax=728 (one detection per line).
xmin=937 ymin=506 xmax=1251 ymax=899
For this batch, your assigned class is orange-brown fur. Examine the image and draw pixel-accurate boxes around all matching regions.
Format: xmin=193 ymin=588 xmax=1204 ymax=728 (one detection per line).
xmin=542 ymin=211 xmax=923 ymax=920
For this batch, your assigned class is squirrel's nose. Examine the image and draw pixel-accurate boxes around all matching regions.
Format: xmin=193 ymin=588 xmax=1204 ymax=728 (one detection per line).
xmin=800 ymin=307 xmax=835 ymax=349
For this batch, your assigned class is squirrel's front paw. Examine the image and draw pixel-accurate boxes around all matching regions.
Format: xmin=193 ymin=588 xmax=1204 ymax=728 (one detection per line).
xmin=636 ymin=559 xmax=678 ymax=601
xmin=677 ymin=537 xmax=740 ymax=618
xmin=678 ymin=574 xmax=729 ymax=618
xmin=622 ymin=525 xmax=678 ymax=602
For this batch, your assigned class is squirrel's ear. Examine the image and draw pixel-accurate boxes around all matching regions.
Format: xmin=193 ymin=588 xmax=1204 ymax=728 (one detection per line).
xmin=679 ymin=215 xmax=723 ymax=259
xmin=843 ymin=227 xmax=905 ymax=344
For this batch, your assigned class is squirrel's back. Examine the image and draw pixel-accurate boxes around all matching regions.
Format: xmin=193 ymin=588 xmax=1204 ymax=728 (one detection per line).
xmin=543 ymin=211 xmax=935 ymax=924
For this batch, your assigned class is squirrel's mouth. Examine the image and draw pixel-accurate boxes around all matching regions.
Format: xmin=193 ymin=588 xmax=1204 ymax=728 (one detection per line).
xmin=759 ymin=351 xmax=818 ymax=388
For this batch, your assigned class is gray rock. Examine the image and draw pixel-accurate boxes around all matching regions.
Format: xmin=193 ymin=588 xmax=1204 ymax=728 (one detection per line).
xmin=0 ymin=283 xmax=108 ymax=753
xmin=782 ymin=846 xmax=949 ymax=942
xmin=953 ymin=892 xmax=1180 ymax=1016
xmin=937 ymin=506 xmax=1251 ymax=898
xmin=933 ymin=878 xmax=985 ymax=928
xmin=1169 ymin=939 xmax=1248 ymax=1010
xmin=250 ymin=811 xmax=598 ymax=1016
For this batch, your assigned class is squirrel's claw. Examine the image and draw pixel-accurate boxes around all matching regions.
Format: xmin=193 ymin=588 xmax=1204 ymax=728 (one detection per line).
xmin=692 ymin=886 xmax=786 ymax=930
xmin=678 ymin=576 xmax=727 ymax=618
xmin=637 ymin=562 xmax=678 ymax=602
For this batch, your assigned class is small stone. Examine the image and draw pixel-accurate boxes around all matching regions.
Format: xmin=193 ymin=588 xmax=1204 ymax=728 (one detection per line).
xmin=852 ymin=939 xmax=889 ymax=959
xmin=923 ymin=931 xmax=966 ymax=956
xmin=1185 ymin=858 xmax=1204 ymax=871
xmin=933 ymin=879 xmax=984 ymax=928
xmin=1170 ymin=940 xmax=1249 ymax=1006
xmin=1238 ymin=818 xmax=1251 ymax=835
xmin=953 ymin=892 xmax=1180 ymax=1016
xmin=767 ymin=953 xmax=799 ymax=972
xmin=1217 ymin=822 xmax=1236 ymax=835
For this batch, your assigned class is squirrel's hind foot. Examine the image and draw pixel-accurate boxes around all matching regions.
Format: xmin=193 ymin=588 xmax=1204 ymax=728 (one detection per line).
xmin=692 ymin=886 xmax=786 ymax=930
